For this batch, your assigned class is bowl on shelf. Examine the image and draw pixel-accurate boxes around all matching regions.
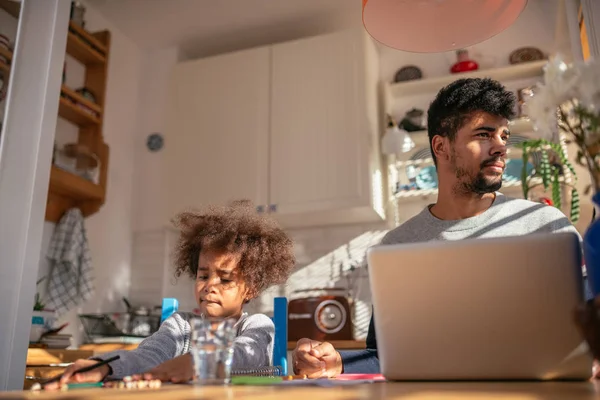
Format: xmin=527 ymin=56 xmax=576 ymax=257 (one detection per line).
xmin=416 ymin=165 xmax=438 ymax=190
xmin=53 ymin=143 xmax=100 ymax=184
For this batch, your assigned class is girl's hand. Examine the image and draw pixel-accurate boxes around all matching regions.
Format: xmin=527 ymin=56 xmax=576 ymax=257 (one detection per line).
xmin=144 ymin=353 xmax=194 ymax=383
xmin=43 ymin=359 xmax=110 ymax=390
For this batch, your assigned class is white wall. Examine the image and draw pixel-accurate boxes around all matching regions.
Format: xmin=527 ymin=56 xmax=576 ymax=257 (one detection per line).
xmin=33 ymin=1 xmax=143 ymax=347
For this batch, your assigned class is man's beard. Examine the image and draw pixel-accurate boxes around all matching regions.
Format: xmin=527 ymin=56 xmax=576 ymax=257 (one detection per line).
xmin=452 ymin=156 xmax=504 ymax=195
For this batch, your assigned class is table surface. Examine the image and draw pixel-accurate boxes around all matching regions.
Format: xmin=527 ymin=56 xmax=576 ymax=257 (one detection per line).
xmin=2 ymin=381 xmax=600 ymax=400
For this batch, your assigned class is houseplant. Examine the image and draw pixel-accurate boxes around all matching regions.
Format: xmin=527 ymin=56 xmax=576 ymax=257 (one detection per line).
xmin=30 ymin=277 xmax=55 ymax=342
xmin=517 ymin=138 xmax=580 ymax=223
xmin=524 ymin=54 xmax=600 ymax=294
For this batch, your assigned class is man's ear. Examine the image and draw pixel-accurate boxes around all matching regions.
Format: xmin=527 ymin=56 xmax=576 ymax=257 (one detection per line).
xmin=431 ymin=135 xmax=450 ymax=163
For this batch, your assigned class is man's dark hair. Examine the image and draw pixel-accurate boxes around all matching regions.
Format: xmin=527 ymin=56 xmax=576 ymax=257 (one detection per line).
xmin=427 ymin=78 xmax=516 ymax=165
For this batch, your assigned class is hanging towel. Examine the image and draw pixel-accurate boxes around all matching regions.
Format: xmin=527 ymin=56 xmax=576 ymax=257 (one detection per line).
xmin=46 ymin=208 xmax=94 ymax=316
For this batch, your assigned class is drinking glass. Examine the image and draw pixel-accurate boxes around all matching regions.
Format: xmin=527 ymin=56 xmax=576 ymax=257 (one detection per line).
xmin=190 ymin=317 xmax=237 ymax=385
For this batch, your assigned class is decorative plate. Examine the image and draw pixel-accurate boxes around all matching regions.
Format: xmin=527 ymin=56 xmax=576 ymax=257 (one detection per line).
xmin=147 ymin=133 xmax=164 ymax=152
xmin=509 ymin=47 xmax=545 ymax=64
xmin=394 ymin=65 xmax=422 ymax=82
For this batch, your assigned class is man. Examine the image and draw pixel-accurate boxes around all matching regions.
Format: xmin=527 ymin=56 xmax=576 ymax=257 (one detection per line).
xmin=292 ymin=77 xmax=588 ymax=378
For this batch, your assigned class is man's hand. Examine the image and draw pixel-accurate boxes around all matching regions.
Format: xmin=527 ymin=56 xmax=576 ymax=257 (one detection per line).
xmin=143 ymin=353 xmax=194 ymax=383
xmin=574 ymin=296 xmax=600 ymax=379
xmin=292 ymin=338 xmax=343 ymax=378
xmin=43 ymin=359 xmax=110 ymax=390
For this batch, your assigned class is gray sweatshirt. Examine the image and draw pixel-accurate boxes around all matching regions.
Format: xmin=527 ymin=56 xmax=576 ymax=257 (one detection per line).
xmin=95 ymin=312 xmax=274 ymax=379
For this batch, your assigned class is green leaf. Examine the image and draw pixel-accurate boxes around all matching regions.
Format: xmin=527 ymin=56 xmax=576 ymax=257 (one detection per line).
xmin=570 ymin=188 xmax=580 ymax=223
xmin=550 ymin=142 xmax=578 ymax=180
xmin=541 ymin=149 xmax=551 ymax=189
xmin=551 ymin=171 xmax=561 ymax=210
xmin=521 ymin=144 xmax=530 ymax=199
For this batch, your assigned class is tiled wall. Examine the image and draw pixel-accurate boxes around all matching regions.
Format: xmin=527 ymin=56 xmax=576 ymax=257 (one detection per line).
xmin=130 ymin=220 xmax=391 ymax=339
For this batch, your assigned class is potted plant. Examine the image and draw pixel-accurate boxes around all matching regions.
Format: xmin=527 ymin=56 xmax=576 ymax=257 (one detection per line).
xmin=524 ymin=54 xmax=600 ymax=294
xmin=30 ymin=277 xmax=55 ymax=343
xmin=517 ymin=138 xmax=580 ymax=223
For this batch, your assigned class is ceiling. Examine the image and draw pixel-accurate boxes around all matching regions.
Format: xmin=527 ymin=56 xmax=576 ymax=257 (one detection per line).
xmin=88 ymin=0 xmax=361 ymax=58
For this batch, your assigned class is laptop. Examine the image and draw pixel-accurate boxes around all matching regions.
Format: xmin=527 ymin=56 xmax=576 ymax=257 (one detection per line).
xmin=367 ymin=232 xmax=592 ymax=381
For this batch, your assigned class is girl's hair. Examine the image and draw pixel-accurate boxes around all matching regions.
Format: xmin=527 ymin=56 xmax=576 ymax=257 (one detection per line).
xmin=172 ymin=200 xmax=295 ymax=298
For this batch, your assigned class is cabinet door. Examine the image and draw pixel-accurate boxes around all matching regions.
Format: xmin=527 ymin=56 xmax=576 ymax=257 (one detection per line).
xmin=269 ymin=30 xmax=374 ymax=222
xmin=164 ymin=47 xmax=270 ymax=220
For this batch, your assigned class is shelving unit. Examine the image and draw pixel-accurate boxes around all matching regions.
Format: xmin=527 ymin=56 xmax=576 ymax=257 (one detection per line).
xmin=385 ymin=60 xmax=547 ymax=99
xmin=0 ymin=2 xmax=111 ymax=222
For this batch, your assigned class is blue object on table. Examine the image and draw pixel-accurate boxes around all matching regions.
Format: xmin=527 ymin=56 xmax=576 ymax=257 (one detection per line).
xmin=415 ymin=165 xmax=438 ymax=190
xmin=161 ymin=298 xmax=179 ymax=324
xmin=272 ymin=297 xmax=288 ymax=375
xmin=584 ymin=192 xmax=600 ymax=295
xmin=503 ymin=158 xmax=534 ymax=182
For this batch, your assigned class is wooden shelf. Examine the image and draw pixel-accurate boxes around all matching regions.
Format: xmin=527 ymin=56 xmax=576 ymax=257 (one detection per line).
xmin=49 ymin=166 xmax=104 ymax=201
xmin=0 ymin=46 xmax=12 ymax=63
xmin=66 ymin=22 xmax=107 ymax=65
xmin=0 ymin=3 xmax=111 ymax=222
xmin=61 ymin=84 xmax=102 ymax=114
xmin=387 ymin=60 xmax=547 ymax=98
xmin=0 ymin=0 xmax=19 ymax=19
xmin=0 ymin=59 xmax=9 ymax=75
xmin=58 ymin=86 xmax=102 ymax=127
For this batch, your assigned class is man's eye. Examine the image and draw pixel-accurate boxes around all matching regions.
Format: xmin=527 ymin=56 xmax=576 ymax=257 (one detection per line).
xmin=477 ymin=132 xmax=489 ymax=137
xmin=197 ymin=275 xmax=208 ymax=280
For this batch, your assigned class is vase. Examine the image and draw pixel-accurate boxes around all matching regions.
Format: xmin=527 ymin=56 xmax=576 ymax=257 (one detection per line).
xmin=584 ymin=191 xmax=600 ymax=296
xmin=450 ymin=49 xmax=479 ymax=74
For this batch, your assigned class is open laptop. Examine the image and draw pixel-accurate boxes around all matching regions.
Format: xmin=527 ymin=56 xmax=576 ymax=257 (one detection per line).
xmin=367 ymin=232 xmax=592 ymax=381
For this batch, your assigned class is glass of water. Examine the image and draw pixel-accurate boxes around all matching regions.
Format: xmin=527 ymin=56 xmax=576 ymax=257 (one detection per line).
xmin=190 ymin=317 xmax=237 ymax=385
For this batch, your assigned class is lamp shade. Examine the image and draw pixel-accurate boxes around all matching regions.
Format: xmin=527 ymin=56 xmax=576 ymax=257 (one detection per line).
xmin=362 ymin=0 xmax=527 ymax=53
xmin=381 ymin=126 xmax=415 ymax=155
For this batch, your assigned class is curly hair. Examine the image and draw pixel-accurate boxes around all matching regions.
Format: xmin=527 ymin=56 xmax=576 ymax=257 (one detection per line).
xmin=427 ymin=78 xmax=516 ymax=164
xmin=172 ymin=200 xmax=296 ymax=298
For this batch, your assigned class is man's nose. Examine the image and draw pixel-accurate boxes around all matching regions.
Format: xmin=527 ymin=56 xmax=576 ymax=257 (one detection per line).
xmin=490 ymin=134 xmax=507 ymax=156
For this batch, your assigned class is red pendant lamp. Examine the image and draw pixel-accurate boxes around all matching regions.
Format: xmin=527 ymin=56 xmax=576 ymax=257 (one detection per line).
xmin=362 ymin=0 xmax=527 ymax=53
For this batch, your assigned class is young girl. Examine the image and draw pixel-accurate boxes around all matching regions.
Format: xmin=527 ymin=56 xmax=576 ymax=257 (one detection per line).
xmin=50 ymin=200 xmax=295 ymax=386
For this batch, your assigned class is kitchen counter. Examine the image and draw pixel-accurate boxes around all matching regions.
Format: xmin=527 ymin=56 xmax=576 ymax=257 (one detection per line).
xmin=24 ymin=348 xmax=94 ymax=390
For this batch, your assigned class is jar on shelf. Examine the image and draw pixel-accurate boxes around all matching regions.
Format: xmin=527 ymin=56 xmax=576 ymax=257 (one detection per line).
xmin=450 ymin=49 xmax=479 ymax=74
xmin=53 ymin=143 xmax=100 ymax=184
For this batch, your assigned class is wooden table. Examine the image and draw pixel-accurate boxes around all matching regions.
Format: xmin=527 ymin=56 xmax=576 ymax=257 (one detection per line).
xmin=1 ymin=381 xmax=600 ymax=399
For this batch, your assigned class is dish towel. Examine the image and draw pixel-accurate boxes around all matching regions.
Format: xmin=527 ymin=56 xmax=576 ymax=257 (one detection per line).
xmin=46 ymin=208 xmax=94 ymax=317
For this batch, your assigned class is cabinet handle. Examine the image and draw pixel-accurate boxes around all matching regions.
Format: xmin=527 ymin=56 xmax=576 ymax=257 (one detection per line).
xmin=256 ymin=205 xmax=265 ymax=213
xmin=268 ymin=204 xmax=277 ymax=213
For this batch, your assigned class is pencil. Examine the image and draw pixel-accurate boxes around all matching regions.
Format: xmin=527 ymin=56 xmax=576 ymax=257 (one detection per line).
xmin=67 ymin=382 xmax=104 ymax=389
xmin=42 ymin=355 xmax=120 ymax=386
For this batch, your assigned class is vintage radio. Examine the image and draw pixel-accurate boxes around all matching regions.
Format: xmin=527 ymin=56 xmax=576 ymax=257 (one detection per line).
xmin=287 ymin=288 xmax=353 ymax=341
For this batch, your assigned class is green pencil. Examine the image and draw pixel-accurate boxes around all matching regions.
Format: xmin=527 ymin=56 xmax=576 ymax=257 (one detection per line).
xmin=67 ymin=382 xmax=104 ymax=389
xmin=231 ymin=376 xmax=283 ymax=385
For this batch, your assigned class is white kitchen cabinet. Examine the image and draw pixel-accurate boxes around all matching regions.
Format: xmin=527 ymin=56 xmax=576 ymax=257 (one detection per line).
xmin=269 ymin=29 xmax=385 ymax=227
xmin=164 ymin=47 xmax=270 ymax=221
xmin=165 ymin=29 xmax=385 ymax=228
